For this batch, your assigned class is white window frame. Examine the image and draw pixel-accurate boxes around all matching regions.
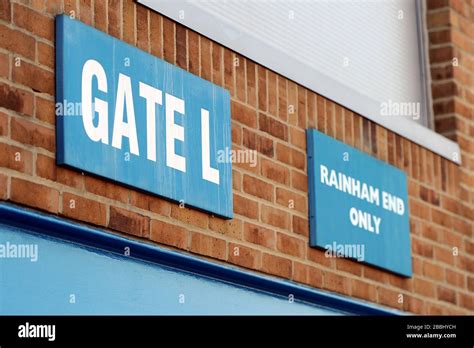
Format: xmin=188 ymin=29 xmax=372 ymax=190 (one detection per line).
xmin=138 ymin=0 xmax=461 ymax=164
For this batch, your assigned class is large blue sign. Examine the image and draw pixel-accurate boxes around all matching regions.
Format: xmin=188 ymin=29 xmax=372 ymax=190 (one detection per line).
xmin=307 ymin=130 xmax=412 ymax=277
xmin=56 ymin=15 xmax=232 ymax=218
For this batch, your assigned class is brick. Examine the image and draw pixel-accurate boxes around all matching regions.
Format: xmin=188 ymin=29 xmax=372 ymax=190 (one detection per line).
xmin=163 ymin=17 xmax=175 ymax=64
xmin=437 ymin=286 xmax=456 ymax=304
xmin=336 ymin=258 xmax=363 ymax=277
xmin=234 ymin=194 xmax=259 ymax=219
xmin=258 ymin=113 xmax=288 ymax=140
xmin=267 ymin=71 xmax=277 ymax=116
xmin=289 ymin=127 xmax=306 ymax=150
xmin=0 ymin=174 xmax=7 ymax=199
xmin=79 ymin=0 xmax=93 ymax=25
xmin=85 ymin=176 xmax=129 ymax=203
xmin=292 ymin=261 xmax=309 ymax=284
xmin=0 ymin=24 xmax=35 ymax=60
xmin=64 ymin=0 xmax=77 ymax=16
xmin=286 ymin=81 xmax=298 ymax=126
xmin=243 ymin=222 xmax=275 ymax=249
xmin=107 ymin=0 xmax=120 ymax=38
xmin=404 ymin=296 xmax=425 ymax=314
xmin=412 ymin=238 xmax=434 ymax=258
xmin=277 ymin=76 xmax=287 ymax=121
xmin=308 ymin=266 xmax=324 ymax=287
xmin=276 ymin=143 xmax=291 ymax=165
xmin=10 ymin=178 xmax=58 ymax=213
xmin=427 ymin=9 xmax=450 ymax=27
xmin=94 ymin=0 xmax=107 ymax=32
xmin=150 ymin=13 xmax=162 ymax=58
xmin=211 ymin=42 xmax=223 ymax=86
xmin=109 ymin=206 xmax=150 ymax=238
xmin=387 ymin=273 xmax=413 ymax=291
xmin=433 ymin=245 xmax=455 ymax=265
xmin=414 ymin=278 xmax=436 ymax=297
xmin=446 ymin=269 xmax=465 ymax=288
xmin=291 ymin=148 xmax=305 ymax=170
xmin=228 ymin=242 xmax=260 ymax=269
xmin=351 ymin=279 xmax=377 ymax=302
xmin=0 ymin=82 xmax=34 ymax=116
xmin=246 ymin=60 xmax=257 ymax=107
xmin=232 ymin=145 xmax=259 ymax=174
xmin=276 ymin=188 xmax=306 ymax=213
xmin=13 ymin=61 xmax=54 ymax=95
xmin=136 ymin=4 xmax=149 ymax=51
xmin=129 ymin=191 xmax=171 ymax=216
xmin=297 ymin=86 xmax=306 ymax=128
xmin=307 ymin=247 xmax=332 ymax=267
xmin=150 ymin=219 xmax=188 ymax=249
xmin=468 ymin=277 xmax=474 ymax=292
xmin=122 ymin=0 xmax=134 ymax=44
xmin=231 ymin=122 xmax=241 ymax=145
xmin=422 ymin=261 xmax=444 ymax=281
xmin=231 ymin=101 xmax=257 ymax=128
xmin=209 ymin=216 xmax=242 ymax=239
xmin=261 ymin=158 xmax=289 ymax=185
xmin=171 ymin=205 xmax=209 ymax=229
xmin=0 ymin=112 xmax=8 ymax=136
xmin=243 ymin=174 xmax=273 ymax=202
xmin=0 ymin=0 xmax=11 ymax=21
xmin=61 ymin=192 xmax=106 ymax=226
xmin=291 ymin=170 xmax=307 ymax=192
xmin=261 ymin=205 xmax=289 ymax=230
xmin=190 ymin=232 xmax=226 ymax=260
xmin=232 ymin=169 xmax=241 ymax=191
xmin=257 ymin=66 xmax=267 ymax=111
xmin=324 ymin=272 xmax=350 ymax=295
xmin=35 ymin=97 xmax=55 ymax=124
xmin=429 ymin=46 xmax=454 ymax=64
xmin=242 ymin=128 xmax=274 ymax=157
xmin=377 ymin=287 xmax=400 ymax=308
xmin=276 ymin=233 xmax=305 ymax=258
xmin=292 ymin=215 xmax=308 ymax=237
xmin=36 ymin=154 xmax=84 ymax=189
xmin=261 ymin=253 xmax=291 ymax=278
xmin=0 ymin=52 xmax=8 ymax=78
xmin=235 ymin=54 xmax=246 ymax=102
xmin=223 ymin=48 xmax=235 ymax=96
xmin=200 ymin=36 xmax=211 ymax=81
xmin=37 ymin=42 xmax=54 ymax=69
xmin=11 ymin=118 xmax=54 ymax=152
xmin=459 ymin=293 xmax=474 ymax=310
xmin=13 ymin=4 xmax=54 ymax=41
xmin=0 ymin=142 xmax=33 ymax=174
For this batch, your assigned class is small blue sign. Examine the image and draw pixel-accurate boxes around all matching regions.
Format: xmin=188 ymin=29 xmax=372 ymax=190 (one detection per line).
xmin=307 ymin=130 xmax=412 ymax=277
xmin=56 ymin=15 xmax=232 ymax=218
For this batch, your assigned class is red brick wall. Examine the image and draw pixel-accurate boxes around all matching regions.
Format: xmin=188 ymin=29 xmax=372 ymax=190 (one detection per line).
xmin=0 ymin=0 xmax=472 ymax=314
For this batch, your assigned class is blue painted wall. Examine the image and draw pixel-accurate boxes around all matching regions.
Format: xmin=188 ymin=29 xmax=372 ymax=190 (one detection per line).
xmin=307 ymin=129 xmax=412 ymax=277
xmin=0 ymin=223 xmax=338 ymax=315
xmin=56 ymin=15 xmax=232 ymax=218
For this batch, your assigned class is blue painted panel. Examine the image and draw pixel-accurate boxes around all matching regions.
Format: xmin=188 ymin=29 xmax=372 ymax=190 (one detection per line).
xmin=56 ymin=15 xmax=232 ymax=218
xmin=307 ymin=129 xmax=412 ymax=277
xmin=0 ymin=224 xmax=340 ymax=315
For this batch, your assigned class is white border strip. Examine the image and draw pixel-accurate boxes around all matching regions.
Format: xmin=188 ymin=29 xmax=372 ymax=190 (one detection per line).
xmin=138 ymin=0 xmax=461 ymax=164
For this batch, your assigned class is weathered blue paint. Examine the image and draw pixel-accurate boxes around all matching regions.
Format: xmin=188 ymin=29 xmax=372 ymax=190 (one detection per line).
xmin=307 ymin=129 xmax=412 ymax=277
xmin=55 ymin=15 xmax=233 ymax=218
xmin=0 ymin=203 xmax=401 ymax=315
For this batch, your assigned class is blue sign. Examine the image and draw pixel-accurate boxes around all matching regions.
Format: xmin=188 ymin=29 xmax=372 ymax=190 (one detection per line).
xmin=56 ymin=15 xmax=232 ymax=218
xmin=307 ymin=130 xmax=412 ymax=277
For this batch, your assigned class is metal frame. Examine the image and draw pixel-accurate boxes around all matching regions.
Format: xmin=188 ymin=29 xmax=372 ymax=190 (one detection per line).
xmin=0 ymin=202 xmax=402 ymax=315
xmin=137 ymin=0 xmax=461 ymax=165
